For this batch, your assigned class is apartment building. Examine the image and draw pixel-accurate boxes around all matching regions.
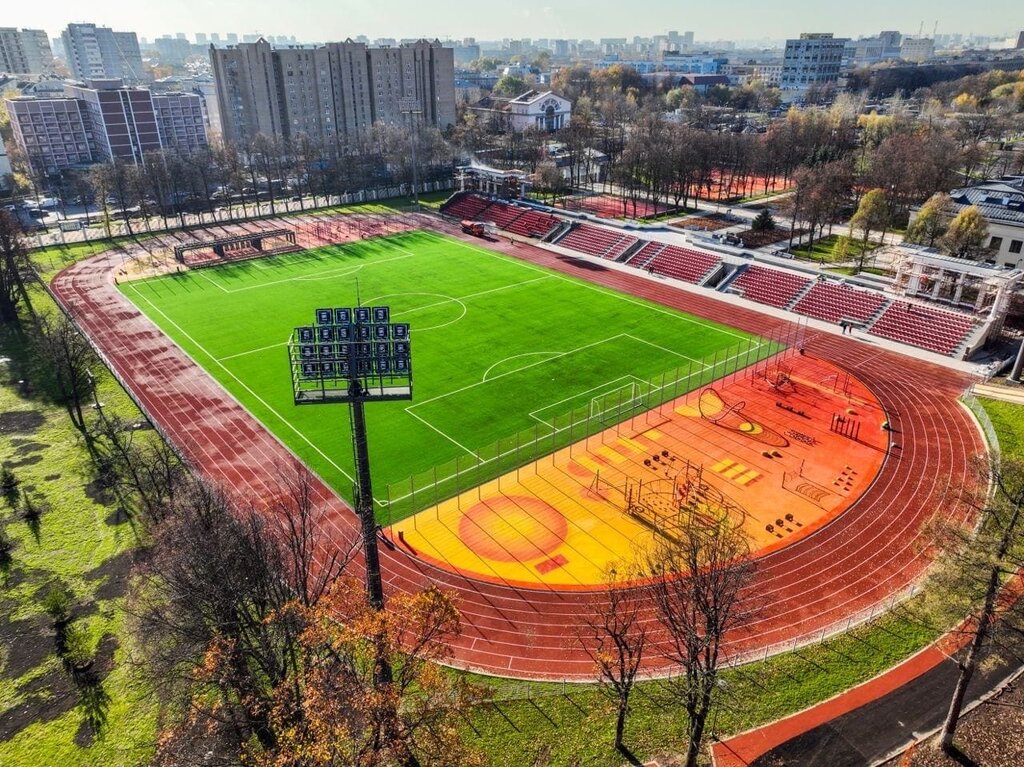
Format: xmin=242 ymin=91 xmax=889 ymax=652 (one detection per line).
xmin=780 ymin=33 xmax=848 ymax=92
xmin=61 ymin=23 xmax=147 ymax=84
xmin=900 ymin=37 xmax=936 ymax=63
xmin=0 ymin=28 xmax=53 ymax=74
xmin=7 ymin=79 xmax=207 ymax=176
xmin=210 ymin=38 xmax=455 ymax=144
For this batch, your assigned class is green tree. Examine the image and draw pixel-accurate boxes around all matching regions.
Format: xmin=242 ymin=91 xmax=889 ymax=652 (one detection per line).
xmin=492 ymin=75 xmax=528 ymax=97
xmin=905 ymin=192 xmax=952 ymax=248
xmin=849 ymin=188 xmax=890 ymax=270
xmin=942 ymin=205 xmax=989 ymax=259
xmin=751 ymin=209 xmax=776 ymax=232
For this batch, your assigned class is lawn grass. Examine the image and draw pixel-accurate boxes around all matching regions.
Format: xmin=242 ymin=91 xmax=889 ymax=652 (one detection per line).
xmin=117 ymin=230 xmax=764 ymax=521
xmin=464 ymin=600 xmax=941 ymax=766
xmin=791 ymin=234 xmax=879 ymax=264
xmin=0 ymin=288 xmax=158 ymax=766
xmin=978 ymin=397 xmax=1024 ymax=457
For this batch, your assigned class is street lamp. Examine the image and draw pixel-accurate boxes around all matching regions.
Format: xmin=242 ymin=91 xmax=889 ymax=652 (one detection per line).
xmin=287 ymin=305 xmax=413 ymax=610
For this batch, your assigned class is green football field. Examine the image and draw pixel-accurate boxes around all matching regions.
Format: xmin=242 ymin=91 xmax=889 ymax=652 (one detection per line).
xmin=119 ymin=230 xmax=770 ymax=521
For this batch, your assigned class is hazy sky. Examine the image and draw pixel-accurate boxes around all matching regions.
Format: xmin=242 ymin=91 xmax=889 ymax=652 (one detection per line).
xmin=6 ymin=0 xmax=1021 ymax=42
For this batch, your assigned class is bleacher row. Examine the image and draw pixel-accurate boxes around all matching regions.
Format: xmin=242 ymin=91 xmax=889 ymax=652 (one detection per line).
xmin=441 ymin=193 xmax=561 ymax=239
xmin=626 ymin=242 xmax=721 ymax=285
xmin=727 ymin=265 xmax=979 ymax=356
xmin=440 ymin=193 xmax=981 ymax=358
xmin=557 ymin=223 xmax=638 ymax=260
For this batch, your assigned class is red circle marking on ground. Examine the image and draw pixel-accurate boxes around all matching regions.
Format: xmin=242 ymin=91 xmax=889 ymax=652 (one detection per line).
xmin=458 ymin=496 xmax=568 ymax=563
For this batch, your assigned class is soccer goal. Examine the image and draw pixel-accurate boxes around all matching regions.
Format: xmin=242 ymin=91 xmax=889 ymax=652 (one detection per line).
xmin=589 ymin=380 xmax=649 ymax=424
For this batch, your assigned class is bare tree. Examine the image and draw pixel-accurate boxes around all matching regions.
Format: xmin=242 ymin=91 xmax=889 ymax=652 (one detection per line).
xmin=644 ymin=516 xmax=756 ymax=767
xmin=931 ymin=455 xmax=1024 ymax=754
xmin=131 ymin=468 xmax=356 ymax=756
xmin=32 ymin=314 xmax=98 ymax=440
xmin=578 ymin=564 xmax=648 ymax=754
xmin=88 ymin=407 xmax=184 ymax=526
xmin=0 ymin=210 xmax=33 ymax=323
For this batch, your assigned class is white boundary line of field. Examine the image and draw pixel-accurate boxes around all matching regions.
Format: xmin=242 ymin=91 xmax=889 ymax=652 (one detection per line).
xmin=120 ymin=282 xmax=359 ymax=488
xmin=193 ymin=252 xmax=416 ymax=295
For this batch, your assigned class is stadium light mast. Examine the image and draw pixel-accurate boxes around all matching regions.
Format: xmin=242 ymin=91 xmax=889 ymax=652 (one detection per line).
xmin=287 ymin=305 xmax=413 ymax=610
xmin=399 ymin=97 xmax=423 ymax=209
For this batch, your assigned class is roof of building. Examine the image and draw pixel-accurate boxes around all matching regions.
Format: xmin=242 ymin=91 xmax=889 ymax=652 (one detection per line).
xmin=509 ymin=89 xmax=562 ymax=105
xmin=679 ymin=74 xmax=730 ymax=86
xmin=949 ymin=176 xmax=1024 ymax=226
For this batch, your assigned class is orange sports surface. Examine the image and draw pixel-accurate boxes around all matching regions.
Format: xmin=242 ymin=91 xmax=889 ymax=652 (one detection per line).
xmin=387 ymin=353 xmax=889 ymax=589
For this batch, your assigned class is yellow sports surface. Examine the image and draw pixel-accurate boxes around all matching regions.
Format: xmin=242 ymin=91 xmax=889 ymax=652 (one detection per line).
xmin=387 ymin=354 xmax=888 ymax=589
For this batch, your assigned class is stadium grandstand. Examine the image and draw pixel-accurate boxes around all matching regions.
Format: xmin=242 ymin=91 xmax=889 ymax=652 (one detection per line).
xmin=441 ymin=191 xmax=1022 ymax=360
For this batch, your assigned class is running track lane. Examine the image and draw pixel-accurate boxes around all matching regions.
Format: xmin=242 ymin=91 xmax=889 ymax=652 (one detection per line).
xmin=49 ymin=221 xmax=982 ymax=681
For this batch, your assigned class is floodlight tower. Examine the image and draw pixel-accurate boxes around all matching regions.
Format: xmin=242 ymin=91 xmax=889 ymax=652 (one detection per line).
xmin=399 ymin=96 xmax=423 ymax=209
xmin=288 ymin=305 xmax=412 ymax=609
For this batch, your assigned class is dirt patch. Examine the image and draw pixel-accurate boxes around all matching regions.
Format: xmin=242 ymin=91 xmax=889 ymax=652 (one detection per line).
xmin=670 ymin=214 xmax=733 ymax=232
xmin=0 ymin=411 xmax=45 ymax=435
xmin=43 ymin=474 xmax=60 ymax=482
xmin=0 ymin=668 xmax=77 ymax=742
xmin=737 ymin=228 xmax=807 ymax=248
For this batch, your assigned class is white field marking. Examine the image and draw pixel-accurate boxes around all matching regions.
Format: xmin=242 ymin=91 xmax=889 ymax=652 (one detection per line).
xmin=407 ymin=333 xmax=629 ymax=411
xmin=384 ymin=338 xmax=772 ymax=507
xmin=364 ymin=274 xmax=551 ymax=318
xmin=213 ymin=276 xmax=554 ymax=369
xmin=420 ymin=230 xmax=750 ymax=341
xmin=359 ymin=292 xmax=468 ymax=332
xmin=194 ymin=269 xmax=230 ymax=294
xmin=121 ymin=283 xmax=357 ymax=486
xmin=404 ymin=407 xmax=476 ymax=456
xmin=526 ymin=374 xmax=647 ymax=428
xmin=185 ymin=252 xmax=415 ymax=295
xmin=482 ymin=351 xmax=562 ymax=382
xmin=413 ymin=300 xmax=467 ymax=332
xmin=217 ymin=336 xmax=291 ymax=362
xmin=623 ymin=333 xmax=709 ymax=367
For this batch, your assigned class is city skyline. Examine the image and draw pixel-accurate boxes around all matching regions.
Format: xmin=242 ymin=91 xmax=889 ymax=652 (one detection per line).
xmin=4 ymin=0 xmax=1021 ymax=44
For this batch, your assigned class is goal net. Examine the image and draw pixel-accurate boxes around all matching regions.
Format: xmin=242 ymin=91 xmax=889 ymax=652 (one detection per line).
xmin=589 ymin=381 xmax=649 ymax=423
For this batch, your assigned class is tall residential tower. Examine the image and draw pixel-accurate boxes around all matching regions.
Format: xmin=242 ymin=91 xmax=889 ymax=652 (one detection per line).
xmin=210 ymin=38 xmax=455 ymax=144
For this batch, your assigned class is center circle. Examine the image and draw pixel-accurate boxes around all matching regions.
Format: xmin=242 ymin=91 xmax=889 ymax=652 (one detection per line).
xmin=458 ymin=496 xmax=569 ymax=563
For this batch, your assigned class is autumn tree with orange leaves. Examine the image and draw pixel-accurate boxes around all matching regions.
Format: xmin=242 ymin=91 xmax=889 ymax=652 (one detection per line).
xmin=247 ymin=579 xmax=484 ymax=767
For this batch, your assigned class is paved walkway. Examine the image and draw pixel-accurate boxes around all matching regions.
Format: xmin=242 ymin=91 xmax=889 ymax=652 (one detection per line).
xmin=971 ymin=382 xmax=1024 ymax=406
xmin=712 ymin=577 xmax=1024 ymax=766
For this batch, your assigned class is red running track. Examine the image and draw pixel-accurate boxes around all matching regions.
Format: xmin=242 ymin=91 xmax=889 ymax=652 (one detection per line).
xmin=49 ymin=221 xmax=983 ymax=681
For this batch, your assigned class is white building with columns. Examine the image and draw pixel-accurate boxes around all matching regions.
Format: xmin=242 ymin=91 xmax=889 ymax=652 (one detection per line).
xmin=506 ymin=90 xmax=572 ymax=132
